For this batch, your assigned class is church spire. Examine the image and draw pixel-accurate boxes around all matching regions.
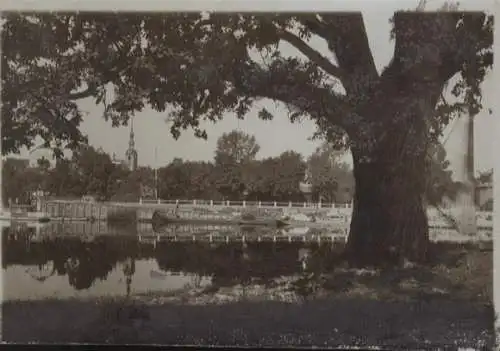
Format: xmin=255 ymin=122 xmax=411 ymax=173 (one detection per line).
xmin=125 ymin=117 xmax=138 ymax=171
xmin=129 ymin=117 xmax=135 ymax=149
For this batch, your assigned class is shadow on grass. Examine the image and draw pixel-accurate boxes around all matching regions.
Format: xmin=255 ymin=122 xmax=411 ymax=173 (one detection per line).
xmin=305 ymin=241 xmax=493 ymax=304
xmin=2 ymin=293 xmax=493 ymax=348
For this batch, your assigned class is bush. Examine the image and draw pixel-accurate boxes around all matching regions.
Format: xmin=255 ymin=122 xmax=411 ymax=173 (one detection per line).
xmin=480 ymin=199 xmax=493 ymax=212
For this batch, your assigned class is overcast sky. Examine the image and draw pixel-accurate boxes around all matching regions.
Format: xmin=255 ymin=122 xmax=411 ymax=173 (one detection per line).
xmin=12 ymin=0 xmax=495 ymax=177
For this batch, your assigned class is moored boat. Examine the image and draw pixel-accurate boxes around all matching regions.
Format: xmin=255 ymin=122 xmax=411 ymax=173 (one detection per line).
xmin=151 ymin=210 xmax=289 ymax=231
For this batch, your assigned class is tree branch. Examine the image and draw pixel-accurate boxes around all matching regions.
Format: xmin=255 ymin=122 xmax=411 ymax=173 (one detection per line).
xmin=277 ymin=28 xmax=344 ymax=80
xmin=233 ymin=61 xmax=367 ymax=137
xmin=301 ymin=13 xmax=379 ymax=96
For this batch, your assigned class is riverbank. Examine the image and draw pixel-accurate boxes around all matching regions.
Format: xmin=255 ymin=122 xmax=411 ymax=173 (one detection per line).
xmin=2 ymin=246 xmax=493 ymax=348
xmin=39 ymin=199 xmax=494 ymax=231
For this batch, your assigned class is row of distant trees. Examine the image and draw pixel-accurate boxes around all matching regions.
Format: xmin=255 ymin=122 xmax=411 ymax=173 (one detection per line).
xmin=3 ymin=129 xmax=472 ymax=208
xmin=2 ymin=130 xmax=356 ymax=205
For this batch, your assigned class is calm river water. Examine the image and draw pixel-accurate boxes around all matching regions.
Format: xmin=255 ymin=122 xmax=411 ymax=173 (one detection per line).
xmin=2 ymin=222 xmax=337 ymax=301
xmin=2 ymin=220 xmax=492 ymax=302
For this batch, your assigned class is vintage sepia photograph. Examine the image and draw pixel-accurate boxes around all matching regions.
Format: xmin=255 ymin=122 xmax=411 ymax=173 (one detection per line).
xmin=0 ymin=0 xmax=496 ymax=348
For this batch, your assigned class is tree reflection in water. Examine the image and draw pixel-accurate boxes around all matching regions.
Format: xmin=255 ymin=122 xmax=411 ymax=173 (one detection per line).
xmin=61 ymin=242 xmax=118 ymax=290
xmin=25 ymin=262 xmax=56 ymax=282
xmin=3 ymin=228 xmax=140 ymax=291
xmin=122 ymin=257 xmax=136 ymax=297
xmin=3 ymin=226 xmax=347 ymax=297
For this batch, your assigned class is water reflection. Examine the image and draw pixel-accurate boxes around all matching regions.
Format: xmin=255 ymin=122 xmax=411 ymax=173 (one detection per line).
xmin=2 ymin=223 xmax=342 ymax=302
xmin=3 ymin=221 xmax=490 ymax=303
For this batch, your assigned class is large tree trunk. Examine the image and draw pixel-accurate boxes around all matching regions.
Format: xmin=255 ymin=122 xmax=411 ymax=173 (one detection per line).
xmin=344 ymin=109 xmax=431 ymax=267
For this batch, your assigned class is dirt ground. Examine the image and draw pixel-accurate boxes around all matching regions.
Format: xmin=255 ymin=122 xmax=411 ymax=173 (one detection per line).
xmin=2 ymin=245 xmax=494 ymax=348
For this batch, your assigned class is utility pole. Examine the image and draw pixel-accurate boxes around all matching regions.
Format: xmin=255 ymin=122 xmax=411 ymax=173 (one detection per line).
xmin=457 ymin=109 xmax=477 ymax=236
xmin=154 ymin=147 xmax=159 ymax=200
xmin=0 ymin=109 xmax=4 ymax=214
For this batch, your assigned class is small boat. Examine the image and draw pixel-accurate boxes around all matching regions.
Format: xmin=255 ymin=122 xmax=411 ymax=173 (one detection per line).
xmin=13 ymin=212 xmax=51 ymax=223
xmin=0 ymin=210 xmax=51 ymax=225
xmin=151 ymin=210 xmax=289 ymax=231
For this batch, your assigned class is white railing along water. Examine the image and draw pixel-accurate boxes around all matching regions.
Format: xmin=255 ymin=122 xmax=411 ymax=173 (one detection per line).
xmin=138 ymin=198 xmax=353 ymax=209
xmin=136 ymin=198 xmax=493 ymax=229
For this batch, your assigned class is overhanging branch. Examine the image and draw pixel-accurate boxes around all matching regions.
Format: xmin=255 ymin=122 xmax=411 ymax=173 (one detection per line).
xmin=232 ymin=61 xmax=367 ymax=136
xmin=277 ymin=28 xmax=344 ymax=80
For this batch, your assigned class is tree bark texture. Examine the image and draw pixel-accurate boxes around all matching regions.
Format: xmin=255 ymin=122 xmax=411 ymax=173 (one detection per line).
xmin=344 ymin=87 xmax=441 ymax=267
xmin=345 ymin=148 xmax=429 ymax=267
xmin=273 ymin=12 xmax=484 ymax=267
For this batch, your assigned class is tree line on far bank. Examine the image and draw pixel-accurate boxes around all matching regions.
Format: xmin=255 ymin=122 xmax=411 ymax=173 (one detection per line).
xmin=2 ymin=130 xmax=353 ymax=205
xmin=3 ymin=130 xmax=468 ymax=209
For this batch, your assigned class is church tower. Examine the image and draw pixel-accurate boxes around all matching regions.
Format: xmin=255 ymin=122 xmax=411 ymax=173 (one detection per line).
xmin=125 ymin=118 xmax=138 ymax=171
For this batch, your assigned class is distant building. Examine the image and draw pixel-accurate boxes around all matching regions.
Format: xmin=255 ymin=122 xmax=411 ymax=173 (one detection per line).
xmin=140 ymin=184 xmax=155 ymax=199
xmin=125 ymin=118 xmax=138 ymax=171
xmin=111 ymin=153 xmax=126 ymax=167
xmin=81 ymin=195 xmax=97 ymax=203
xmin=110 ymin=119 xmax=139 ymax=171
xmin=476 ymin=181 xmax=493 ymax=211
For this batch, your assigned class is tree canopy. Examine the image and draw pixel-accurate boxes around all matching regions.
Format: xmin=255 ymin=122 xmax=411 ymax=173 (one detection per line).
xmin=1 ymin=10 xmax=492 ymax=157
xmin=215 ymin=130 xmax=260 ymax=165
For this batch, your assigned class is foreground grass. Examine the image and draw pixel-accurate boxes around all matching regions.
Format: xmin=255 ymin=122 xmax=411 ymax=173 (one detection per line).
xmin=2 ymin=245 xmax=493 ymax=348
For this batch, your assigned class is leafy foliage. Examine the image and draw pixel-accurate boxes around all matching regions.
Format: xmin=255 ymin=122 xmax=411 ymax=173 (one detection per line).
xmin=424 ymin=141 xmax=463 ymax=206
xmin=2 ymin=11 xmax=492 ymax=156
xmin=213 ymin=130 xmax=260 ymax=199
xmin=45 ymin=158 xmax=80 ymax=197
xmin=2 ymin=129 xmax=362 ymax=204
xmin=307 ymin=142 xmax=354 ymax=203
xmin=2 ymin=145 xmax=128 ymax=203
xmin=110 ymin=166 xmax=153 ymax=202
xmin=270 ymin=151 xmax=307 ymax=199
xmin=69 ymin=145 xmax=118 ymax=200
xmin=214 ymin=130 xmax=260 ymax=165
xmin=2 ymin=129 xmax=462 ymax=207
xmin=159 ymin=159 xmax=218 ymax=200
xmin=243 ymin=151 xmax=307 ymax=202
xmin=2 ymin=158 xmax=39 ymax=205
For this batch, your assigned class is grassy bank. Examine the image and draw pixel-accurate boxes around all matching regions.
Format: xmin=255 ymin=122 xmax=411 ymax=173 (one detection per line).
xmin=2 ymin=244 xmax=493 ymax=348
